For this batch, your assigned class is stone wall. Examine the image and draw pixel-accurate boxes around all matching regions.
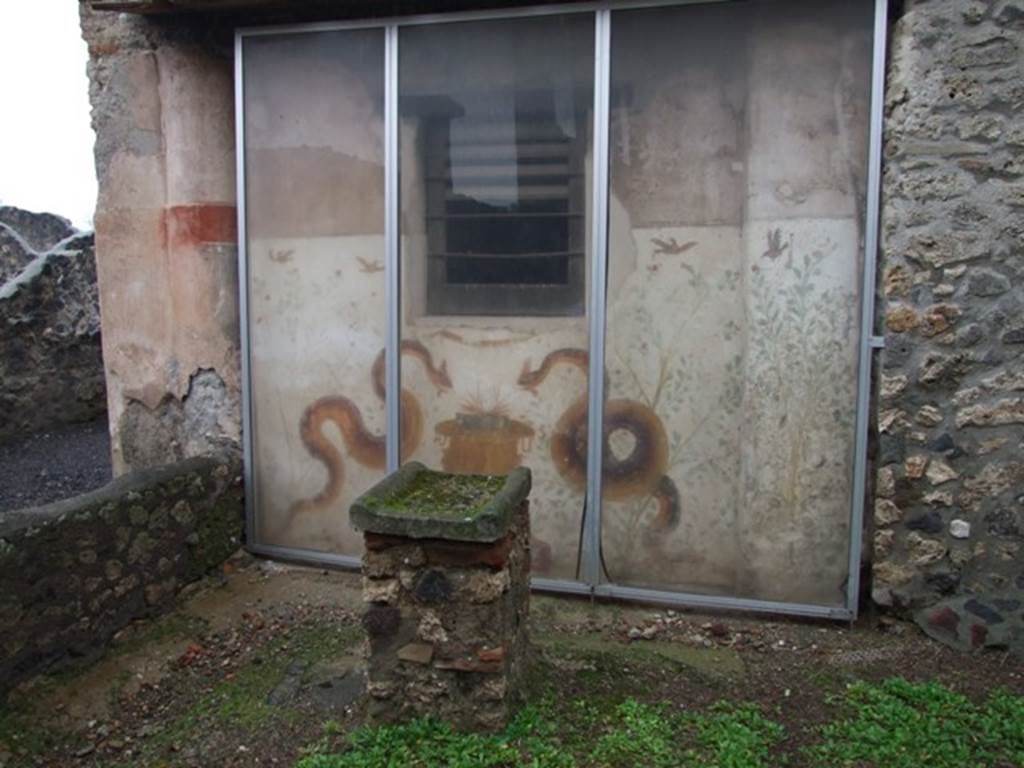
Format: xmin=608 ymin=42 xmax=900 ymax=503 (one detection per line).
xmin=0 ymin=210 xmax=106 ymax=441
xmin=0 ymin=206 xmax=77 ymax=254
xmin=0 ymin=451 xmax=243 ymax=696
xmin=872 ymin=0 xmax=1024 ymax=629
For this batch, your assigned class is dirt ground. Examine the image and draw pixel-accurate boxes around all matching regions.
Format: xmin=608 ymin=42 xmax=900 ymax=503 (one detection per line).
xmin=0 ymin=419 xmax=112 ymax=513
xmin=1 ymin=553 xmax=1021 ymax=768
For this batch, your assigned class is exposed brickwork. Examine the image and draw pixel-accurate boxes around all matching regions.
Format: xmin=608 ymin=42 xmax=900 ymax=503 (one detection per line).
xmin=360 ymin=502 xmax=530 ymax=731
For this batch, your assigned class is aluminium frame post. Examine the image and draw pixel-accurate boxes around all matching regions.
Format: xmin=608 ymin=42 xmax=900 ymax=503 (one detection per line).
xmin=233 ymin=33 xmax=258 ymax=547
xmin=582 ymin=8 xmax=612 ymax=588
xmin=236 ymin=0 xmax=727 ymax=37
xmin=845 ymin=0 xmax=889 ymax=618
xmin=384 ymin=24 xmax=401 ymax=472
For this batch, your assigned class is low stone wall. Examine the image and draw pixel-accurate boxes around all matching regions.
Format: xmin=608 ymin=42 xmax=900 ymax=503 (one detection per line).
xmin=0 ymin=451 xmax=244 ymax=696
xmin=0 ymin=210 xmax=105 ymax=441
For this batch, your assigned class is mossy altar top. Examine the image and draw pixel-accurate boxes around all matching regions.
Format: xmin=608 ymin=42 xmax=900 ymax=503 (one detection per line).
xmin=350 ymin=462 xmax=531 ymax=543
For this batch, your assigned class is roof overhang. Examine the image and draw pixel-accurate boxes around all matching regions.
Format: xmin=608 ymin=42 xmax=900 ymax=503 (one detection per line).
xmin=85 ymin=0 xmax=387 ymax=15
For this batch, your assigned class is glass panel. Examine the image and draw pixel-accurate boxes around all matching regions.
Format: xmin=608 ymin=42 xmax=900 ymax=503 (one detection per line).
xmin=602 ymin=0 xmax=873 ymax=606
xmin=243 ymin=30 xmax=386 ymax=555
xmin=399 ymin=15 xmax=594 ymax=579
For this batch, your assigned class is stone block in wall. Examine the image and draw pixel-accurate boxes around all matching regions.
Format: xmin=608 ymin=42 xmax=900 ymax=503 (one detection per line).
xmin=0 ymin=450 xmax=243 ymax=697
xmin=915 ymin=594 xmax=1024 ymax=654
xmin=352 ymin=463 xmax=531 ymax=731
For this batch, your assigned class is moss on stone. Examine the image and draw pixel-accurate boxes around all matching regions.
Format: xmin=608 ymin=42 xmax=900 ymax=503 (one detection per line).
xmin=351 ymin=462 xmax=532 ymax=543
xmin=535 ymin=634 xmax=744 ymax=684
xmin=185 ymin=484 xmax=243 ymax=581
xmin=367 ymin=470 xmax=505 ymax=520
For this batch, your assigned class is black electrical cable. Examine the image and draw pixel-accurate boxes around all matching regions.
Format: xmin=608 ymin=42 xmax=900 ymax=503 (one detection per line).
xmin=574 ymin=496 xmax=585 ymax=581
xmin=575 ymin=170 xmax=618 ymax=586
xmin=573 ymin=485 xmax=615 ymax=584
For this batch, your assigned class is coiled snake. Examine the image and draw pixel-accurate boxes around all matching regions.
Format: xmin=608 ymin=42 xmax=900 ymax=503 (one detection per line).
xmin=518 ymin=348 xmax=680 ymax=530
xmin=285 ymin=341 xmax=451 ymax=529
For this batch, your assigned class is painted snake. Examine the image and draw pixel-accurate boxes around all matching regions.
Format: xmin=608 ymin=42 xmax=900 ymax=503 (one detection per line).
xmin=518 ymin=348 xmax=680 ymax=531
xmin=287 ymin=340 xmax=452 ymax=524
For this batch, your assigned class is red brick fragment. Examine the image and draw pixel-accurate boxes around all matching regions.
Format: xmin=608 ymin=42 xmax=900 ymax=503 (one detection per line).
xmin=477 ymin=646 xmax=506 ymax=663
xmin=927 ymin=606 xmax=960 ymax=636
xmin=434 ymin=657 xmax=502 ymax=674
xmin=708 ymin=622 xmax=729 ymax=638
xmin=970 ymin=623 xmax=988 ymax=649
xmin=364 ymin=532 xmax=411 ymax=551
xmin=424 ymin=535 xmax=514 ymax=569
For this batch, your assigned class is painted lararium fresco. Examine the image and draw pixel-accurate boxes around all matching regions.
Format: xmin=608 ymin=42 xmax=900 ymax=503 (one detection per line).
xmin=601 ymin=1 xmax=872 ymax=604
xmin=239 ymin=0 xmax=874 ymax=610
xmin=395 ymin=14 xmax=597 ymax=581
xmin=243 ymin=29 xmax=391 ymax=555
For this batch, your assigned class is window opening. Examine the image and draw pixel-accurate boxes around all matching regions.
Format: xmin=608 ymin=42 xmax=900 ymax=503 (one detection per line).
xmin=421 ymin=89 xmax=587 ymax=316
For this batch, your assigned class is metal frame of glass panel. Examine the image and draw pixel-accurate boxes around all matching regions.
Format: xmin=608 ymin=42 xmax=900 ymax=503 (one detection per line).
xmin=234 ymin=0 xmax=889 ymax=621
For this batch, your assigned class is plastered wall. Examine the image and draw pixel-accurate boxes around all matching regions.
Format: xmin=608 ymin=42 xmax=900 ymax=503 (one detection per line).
xmin=81 ymin=6 xmax=242 ymax=474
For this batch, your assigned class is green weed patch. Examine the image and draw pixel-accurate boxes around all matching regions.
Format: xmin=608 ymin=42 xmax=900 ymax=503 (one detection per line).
xmin=296 ymin=697 xmax=785 ymax=768
xmin=809 ymin=678 xmax=1024 ymax=768
xmin=296 ymin=678 xmax=1024 ymax=768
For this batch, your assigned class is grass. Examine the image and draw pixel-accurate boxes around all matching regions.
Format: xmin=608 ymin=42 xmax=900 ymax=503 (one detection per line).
xmin=0 ymin=703 xmax=83 ymax=761
xmin=294 ymin=679 xmax=1024 ymax=768
xmin=682 ymin=702 xmax=787 ymax=768
xmin=295 ymin=697 xmax=785 ymax=768
xmin=809 ymin=678 xmax=1024 ymax=768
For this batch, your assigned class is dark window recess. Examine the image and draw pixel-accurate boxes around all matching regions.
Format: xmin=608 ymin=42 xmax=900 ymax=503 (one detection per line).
xmin=422 ymin=92 xmax=587 ymax=317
